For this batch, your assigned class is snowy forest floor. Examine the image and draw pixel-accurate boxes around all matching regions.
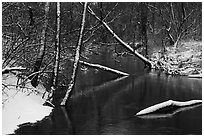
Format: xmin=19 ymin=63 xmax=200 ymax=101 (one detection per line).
xmin=2 ymin=73 xmax=53 ymax=134
xmin=150 ymin=40 xmax=202 ymax=76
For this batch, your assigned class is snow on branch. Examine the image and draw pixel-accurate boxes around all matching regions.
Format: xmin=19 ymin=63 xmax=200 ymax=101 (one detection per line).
xmin=79 ymin=60 xmax=129 ymax=76
xmin=2 ymin=66 xmax=26 ymax=74
xmin=136 ymin=100 xmax=202 ymax=116
xmin=85 ymin=4 xmax=153 ymax=68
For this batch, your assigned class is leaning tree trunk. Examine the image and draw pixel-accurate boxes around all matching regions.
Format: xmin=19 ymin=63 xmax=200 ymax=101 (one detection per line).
xmin=46 ymin=2 xmax=61 ymax=104
xmin=86 ymin=5 xmax=153 ymax=68
xmin=31 ymin=2 xmax=50 ymax=87
xmin=60 ymin=2 xmax=88 ymax=106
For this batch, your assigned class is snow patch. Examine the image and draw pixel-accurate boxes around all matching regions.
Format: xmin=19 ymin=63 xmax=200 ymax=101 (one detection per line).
xmin=2 ymin=73 xmax=53 ymax=135
xmin=2 ymin=92 xmax=53 ymax=134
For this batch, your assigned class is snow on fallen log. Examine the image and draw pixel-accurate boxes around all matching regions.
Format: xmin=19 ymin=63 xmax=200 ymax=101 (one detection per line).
xmin=2 ymin=66 xmax=26 ymax=74
xmin=188 ymin=74 xmax=202 ymax=78
xmin=137 ymin=103 xmax=201 ymax=119
xmin=136 ymin=100 xmax=202 ymax=116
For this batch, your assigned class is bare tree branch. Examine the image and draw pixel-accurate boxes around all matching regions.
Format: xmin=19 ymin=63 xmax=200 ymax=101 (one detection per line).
xmin=86 ymin=4 xmax=153 ymax=68
xmin=79 ymin=60 xmax=129 ymax=76
xmin=103 ymin=3 xmax=119 ymax=21
xmin=2 ymin=67 xmax=26 ymax=74
xmin=2 ymin=2 xmax=15 ymax=12
xmin=31 ymin=2 xmax=50 ymax=87
xmin=3 ymin=37 xmax=29 ymax=67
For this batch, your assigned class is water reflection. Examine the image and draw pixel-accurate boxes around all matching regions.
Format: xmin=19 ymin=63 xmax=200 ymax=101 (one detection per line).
xmin=14 ymin=72 xmax=201 ymax=135
xmin=68 ymin=73 xmax=202 ymax=134
xmin=15 ymin=107 xmax=73 ymax=135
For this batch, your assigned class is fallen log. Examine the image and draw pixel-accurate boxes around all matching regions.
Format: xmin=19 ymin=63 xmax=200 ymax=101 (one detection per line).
xmin=136 ymin=100 xmax=202 ymax=116
xmin=137 ymin=103 xmax=201 ymax=119
xmin=79 ymin=60 xmax=129 ymax=76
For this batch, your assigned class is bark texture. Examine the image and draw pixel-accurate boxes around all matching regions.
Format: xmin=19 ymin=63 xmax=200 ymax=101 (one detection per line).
xmin=31 ymin=2 xmax=50 ymax=87
xmin=46 ymin=2 xmax=61 ymax=104
xmin=61 ymin=2 xmax=87 ymax=106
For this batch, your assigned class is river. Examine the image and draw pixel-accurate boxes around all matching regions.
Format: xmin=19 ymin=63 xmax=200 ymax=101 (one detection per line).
xmin=15 ymin=50 xmax=202 ymax=135
xmin=67 ymin=70 xmax=202 ymax=135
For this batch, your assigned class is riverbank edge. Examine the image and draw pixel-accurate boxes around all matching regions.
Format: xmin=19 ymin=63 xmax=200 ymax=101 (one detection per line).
xmin=149 ymin=41 xmax=202 ymax=77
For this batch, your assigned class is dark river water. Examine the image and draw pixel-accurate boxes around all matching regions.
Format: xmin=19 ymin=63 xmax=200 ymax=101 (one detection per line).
xmin=68 ymin=71 xmax=202 ymax=135
xmin=15 ymin=52 xmax=202 ymax=135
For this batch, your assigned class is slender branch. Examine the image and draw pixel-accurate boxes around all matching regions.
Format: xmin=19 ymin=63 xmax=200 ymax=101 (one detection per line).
xmin=170 ymin=3 xmax=176 ymax=27
xmin=183 ymin=9 xmax=196 ymax=23
xmin=103 ymin=3 xmax=119 ymax=20
xmin=3 ymin=35 xmax=21 ymax=60
xmin=82 ymin=12 xmax=121 ymax=44
xmin=2 ymin=2 xmax=15 ymax=12
xmin=97 ymin=42 xmax=119 ymax=46
xmin=3 ymin=37 xmax=29 ymax=67
xmin=16 ymin=22 xmax=27 ymax=37
xmin=2 ymin=67 xmax=26 ymax=74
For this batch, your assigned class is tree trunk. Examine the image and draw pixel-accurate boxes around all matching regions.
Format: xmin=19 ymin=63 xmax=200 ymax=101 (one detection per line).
xmin=140 ymin=2 xmax=148 ymax=57
xmin=151 ymin=3 xmax=155 ymax=34
xmin=86 ymin=5 xmax=153 ymax=68
xmin=31 ymin=2 xmax=50 ymax=87
xmin=99 ymin=2 xmax=107 ymax=43
xmin=173 ymin=32 xmax=182 ymax=48
xmin=60 ymin=2 xmax=88 ymax=106
xmin=46 ymin=2 xmax=61 ymax=104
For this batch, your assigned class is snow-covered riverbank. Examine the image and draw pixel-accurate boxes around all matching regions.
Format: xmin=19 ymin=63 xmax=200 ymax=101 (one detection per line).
xmin=2 ymin=73 xmax=53 ymax=134
xmin=150 ymin=41 xmax=202 ymax=76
